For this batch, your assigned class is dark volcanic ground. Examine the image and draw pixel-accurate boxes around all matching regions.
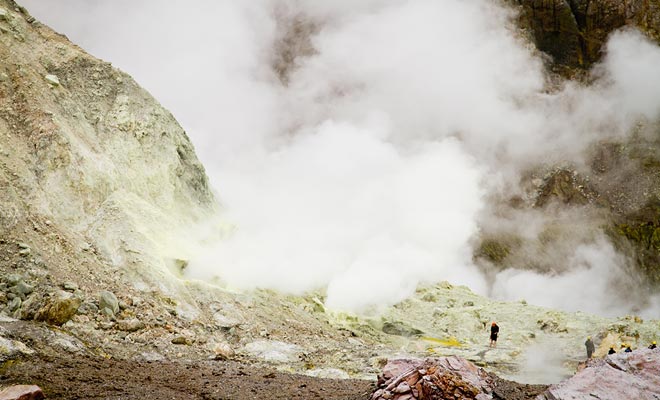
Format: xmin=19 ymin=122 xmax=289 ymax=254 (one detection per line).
xmin=1 ymin=354 xmax=374 ymax=400
xmin=0 ymin=353 xmax=548 ymax=400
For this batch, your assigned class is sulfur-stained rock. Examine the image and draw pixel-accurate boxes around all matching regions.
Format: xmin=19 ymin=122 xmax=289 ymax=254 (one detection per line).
xmin=34 ymin=292 xmax=81 ymax=326
xmin=0 ymin=336 xmax=34 ymax=362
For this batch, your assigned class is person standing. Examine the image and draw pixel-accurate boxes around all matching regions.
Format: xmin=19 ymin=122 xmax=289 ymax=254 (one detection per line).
xmin=489 ymin=322 xmax=499 ymax=348
xmin=649 ymin=341 xmax=657 ymax=350
xmin=608 ymin=346 xmax=616 ymax=355
xmin=585 ymin=337 xmax=595 ymax=358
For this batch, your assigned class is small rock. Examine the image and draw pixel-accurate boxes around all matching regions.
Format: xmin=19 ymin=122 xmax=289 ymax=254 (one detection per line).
xmin=98 ymin=321 xmax=114 ymax=330
xmin=62 ymin=282 xmax=78 ymax=291
xmin=213 ymin=342 xmax=235 ymax=360
xmin=98 ymin=290 xmax=119 ymax=316
xmin=77 ymin=301 xmax=98 ymax=315
xmin=0 ymin=384 xmax=44 ymax=400
xmin=101 ymin=307 xmax=115 ymax=317
xmin=0 ymin=72 xmax=8 ymax=82
xmin=14 ymin=281 xmax=34 ymax=295
xmin=6 ymin=274 xmax=22 ymax=286
xmin=171 ymin=336 xmax=190 ymax=345
xmin=394 ymin=382 xmax=411 ymax=394
xmin=116 ymin=318 xmax=145 ymax=332
xmin=0 ymin=9 xmax=8 ymax=21
xmin=44 ymin=74 xmax=60 ymax=86
xmin=8 ymin=296 xmax=21 ymax=312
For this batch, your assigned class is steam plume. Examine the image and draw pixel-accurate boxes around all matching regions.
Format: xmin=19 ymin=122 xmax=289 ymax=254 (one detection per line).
xmin=21 ymin=0 xmax=660 ymax=315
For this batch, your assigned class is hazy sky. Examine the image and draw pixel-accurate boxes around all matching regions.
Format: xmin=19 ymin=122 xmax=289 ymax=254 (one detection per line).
xmin=21 ymin=0 xmax=660 ymax=316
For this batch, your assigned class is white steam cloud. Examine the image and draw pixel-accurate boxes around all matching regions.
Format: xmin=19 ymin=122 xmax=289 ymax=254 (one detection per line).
xmin=21 ymin=0 xmax=660 ymax=315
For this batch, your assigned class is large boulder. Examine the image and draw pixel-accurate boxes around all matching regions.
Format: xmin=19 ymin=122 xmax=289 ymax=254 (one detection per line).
xmin=371 ymin=357 xmax=495 ymax=400
xmin=538 ymin=348 xmax=660 ymax=399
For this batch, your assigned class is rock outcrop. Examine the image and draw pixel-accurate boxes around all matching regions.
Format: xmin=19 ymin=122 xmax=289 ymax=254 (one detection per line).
xmin=371 ymin=357 xmax=496 ymax=400
xmin=538 ymin=348 xmax=660 ymax=399
xmin=517 ymin=0 xmax=660 ymax=68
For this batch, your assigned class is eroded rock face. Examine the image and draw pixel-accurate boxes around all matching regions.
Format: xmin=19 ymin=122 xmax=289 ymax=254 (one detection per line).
xmin=517 ymin=0 xmax=660 ymax=68
xmin=538 ymin=348 xmax=660 ymax=399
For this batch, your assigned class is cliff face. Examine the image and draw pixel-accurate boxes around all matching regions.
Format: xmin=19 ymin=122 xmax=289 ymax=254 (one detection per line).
xmin=517 ymin=0 xmax=660 ymax=68
xmin=0 ymin=0 xmax=214 ymax=298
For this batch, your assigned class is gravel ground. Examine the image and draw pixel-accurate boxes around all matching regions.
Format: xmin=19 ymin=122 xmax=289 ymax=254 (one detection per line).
xmin=0 ymin=354 xmax=375 ymax=400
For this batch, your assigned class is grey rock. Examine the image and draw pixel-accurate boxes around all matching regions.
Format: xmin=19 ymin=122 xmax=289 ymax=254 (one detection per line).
xmin=101 ymin=307 xmax=115 ymax=317
xmin=19 ymin=294 xmax=43 ymax=320
xmin=98 ymin=290 xmax=119 ymax=315
xmin=14 ymin=281 xmax=34 ymax=295
xmin=77 ymin=301 xmax=98 ymax=315
xmin=243 ymin=340 xmax=303 ymax=363
xmin=0 ymin=8 xmax=8 ymax=21
xmin=6 ymin=274 xmax=22 ymax=286
xmin=7 ymin=297 xmax=21 ymax=312
xmin=62 ymin=282 xmax=78 ymax=291
xmin=116 ymin=318 xmax=145 ymax=332
xmin=0 ymin=73 xmax=8 ymax=82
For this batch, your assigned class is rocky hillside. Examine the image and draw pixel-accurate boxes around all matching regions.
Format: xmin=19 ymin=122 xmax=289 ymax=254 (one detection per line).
xmin=0 ymin=0 xmax=216 ymax=324
xmin=475 ymin=0 xmax=660 ymax=299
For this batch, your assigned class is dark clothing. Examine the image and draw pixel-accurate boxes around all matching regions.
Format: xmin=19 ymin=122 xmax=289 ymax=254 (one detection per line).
xmin=608 ymin=348 xmax=616 ymax=355
xmin=649 ymin=344 xmax=657 ymax=350
xmin=624 ymin=347 xmax=632 ymax=353
xmin=490 ymin=324 xmax=499 ymax=341
xmin=585 ymin=338 xmax=595 ymax=358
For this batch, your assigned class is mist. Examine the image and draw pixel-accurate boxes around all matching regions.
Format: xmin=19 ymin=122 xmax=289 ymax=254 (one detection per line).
xmin=20 ymin=0 xmax=660 ymax=315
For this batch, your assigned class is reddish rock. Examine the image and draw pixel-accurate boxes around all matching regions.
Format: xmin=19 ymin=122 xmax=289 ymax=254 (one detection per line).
xmin=372 ymin=356 xmax=495 ymax=400
xmin=538 ymin=348 xmax=660 ymax=399
xmin=0 ymin=385 xmax=44 ymax=400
